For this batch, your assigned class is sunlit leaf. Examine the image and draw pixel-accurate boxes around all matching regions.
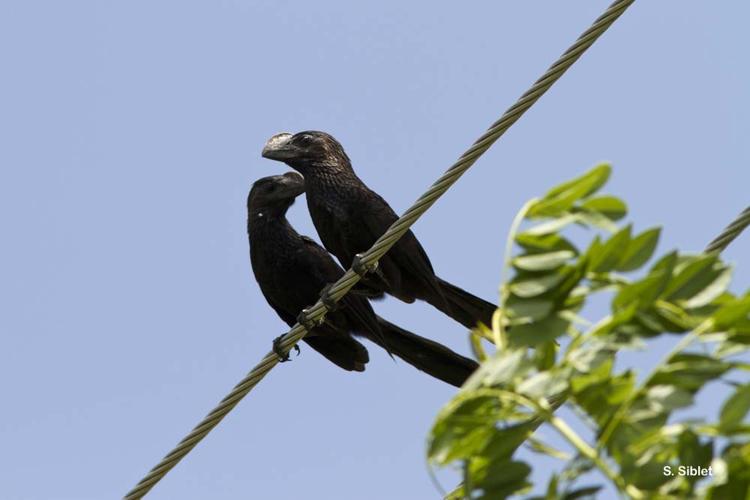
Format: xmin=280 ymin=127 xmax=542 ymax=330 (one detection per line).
xmin=428 ymin=393 xmax=501 ymax=464
xmin=505 ymin=297 xmax=555 ymax=322
xmin=518 ymin=371 xmax=568 ymax=400
xmin=646 ymin=385 xmax=694 ymax=412
xmin=568 ymin=340 xmax=615 ymax=373
xmin=526 ymin=438 xmax=571 ymax=460
xmin=713 ymin=296 xmax=750 ymax=330
xmin=616 ymin=227 xmax=661 ymax=272
xmin=516 ymin=232 xmax=579 ymax=255
xmin=510 ymin=271 xmax=567 ymax=298
xmin=663 ymin=255 xmax=731 ymax=308
xmin=650 ymin=354 xmax=732 ymax=392
xmin=513 ymin=250 xmax=576 ymax=271
xmin=580 ymin=195 xmax=628 ymax=221
xmin=534 ymin=341 xmax=558 ymax=371
xmin=589 ymin=224 xmax=632 ymax=272
xmin=462 ymin=349 xmax=529 ymax=391
xmin=613 ymin=252 xmax=677 ymax=311
xmin=508 ymin=314 xmax=570 ymax=347
xmin=575 ymin=210 xmax=621 ymax=232
xmin=682 ymin=267 xmax=732 ymax=309
xmin=521 ymin=214 xmax=580 ymax=236
xmin=528 ymin=164 xmax=611 ymax=218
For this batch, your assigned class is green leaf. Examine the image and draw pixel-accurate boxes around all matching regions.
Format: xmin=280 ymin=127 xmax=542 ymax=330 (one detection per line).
xmin=575 ymin=210 xmax=621 ymax=232
xmin=505 ymin=297 xmax=555 ymax=322
xmin=480 ymin=422 xmax=538 ymax=462
xmin=567 ymin=340 xmax=614 ymax=373
xmin=613 ymin=275 xmax=664 ymax=313
xmin=571 ymin=358 xmax=614 ymax=392
xmin=444 ymin=485 xmax=465 ymax=500
xmin=467 ymin=458 xmax=531 ymax=499
xmin=545 ymin=473 xmax=559 ymax=499
xmin=713 ymin=295 xmax=750 ymax=330
xmin=632 ymin=301 xmax=699 ymax=335
xmin=650 ymin=353 xmax=732 ymax=392
xmin=528 ymin=164 xmax=611 ymax=218
xmin=646 ymin=385 xmax=694 ymax=412
xmin=612 ymin=251 xmax=677 ymax=311
xmin=682 ymin=267 xmax=732 ymax=309
xmin=428 ymin=393 xmax=501 ymax=464
xmin=508 ymin=314 xmax=570 ymax=347
xmin=676 ymin=429 xmax=714 ymax=486
xmin=526 ymin=437 xmax=571 ymax=460
xmin=663 ymin=255 xmax=731 ymax=308
xmin=580 ymin=195 xmax=628 ymax=220
xmin=562 ymin=486 xmax=604 ymax=500
xmin=574 ymin=367 xmax=636 ymax=425
xmin=513 ymin=250 xmax=575 ymax=271
xmin=589 ymin=224 xmax=632 ymax=272
xmin=546 ymin=164 xmax=611 ymax=199
xmin=509 ymin=271 xmax=567 ymax=298
xmin=521 ymin=214 xmax=580 ymax=236
xmin=559 ymin=456 xmax=595 ymax=484
xmin=516 ymin=232 xmax=578 ymax=255
xmin=534 ymin=341 xmax=557 ymax=371
xmin=719 ymin=383 xmax=750 ymax=432
xmin=462 ymin=349 xmax=529 ymax=391
xmin=517 ymin=371 xmax=568 ymax=400
xmin=653 ymin=301 xmax=699 ymax=331
xmin=616 ymin=227 xmax=661 ymax=272
xmin=705 ymin=442 xmax=750 ymax=499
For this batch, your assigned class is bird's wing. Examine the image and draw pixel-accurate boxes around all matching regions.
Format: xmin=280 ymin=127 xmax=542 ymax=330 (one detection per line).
xmin=300 ymin=236 xmax=384 ymax=299
xmin=297 ymin=236 xmax=386 ymax=347
xmin=356 ymin=191 xmax=443 ymax=302
xmin=259 ymin=289 xmax=297 ymax=327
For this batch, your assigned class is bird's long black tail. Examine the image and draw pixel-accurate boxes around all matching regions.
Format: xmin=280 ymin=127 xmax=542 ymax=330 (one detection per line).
xmin=422 ymin=277 xmax=497 ymax=330
xmin=367 ymin=317 xmax=478 ymax=387
xmin=304 ymin=336 xmax=369 ymax=372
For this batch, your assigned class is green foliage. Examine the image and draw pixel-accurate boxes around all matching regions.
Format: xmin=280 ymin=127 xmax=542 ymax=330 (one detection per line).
xmin=427 ymin=164 xmax=750 ymax=499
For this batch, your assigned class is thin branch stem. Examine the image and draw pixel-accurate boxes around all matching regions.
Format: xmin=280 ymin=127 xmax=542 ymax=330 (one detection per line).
xmin=496 ymin=198 xmax=538 ymax=347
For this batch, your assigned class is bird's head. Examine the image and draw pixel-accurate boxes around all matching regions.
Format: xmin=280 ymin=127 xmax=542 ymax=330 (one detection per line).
xmin=247 ymin=171 xmax=305 ymax=218
xmin=261 ymin=131 xmax=351 ymax=175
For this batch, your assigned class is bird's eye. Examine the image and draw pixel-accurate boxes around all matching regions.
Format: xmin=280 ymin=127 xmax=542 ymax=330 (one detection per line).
xmin=297 ymin=134 xmax=313 ymax=146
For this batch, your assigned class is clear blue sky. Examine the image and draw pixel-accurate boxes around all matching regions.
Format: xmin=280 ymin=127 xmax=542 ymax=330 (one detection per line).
xmin=1 ymin=2 xmax=748 ymax=499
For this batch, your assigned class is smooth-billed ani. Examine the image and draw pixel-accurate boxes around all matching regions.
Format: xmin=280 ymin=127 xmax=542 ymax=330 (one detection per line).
xmin=247 ymin=171 xmax=477 ymax=387
xmin=261 ymin=131 xmax=496 ymax=329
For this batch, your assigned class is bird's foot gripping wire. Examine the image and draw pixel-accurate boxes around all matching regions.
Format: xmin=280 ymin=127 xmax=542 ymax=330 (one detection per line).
xmin=319 ymin=284 xmax=338 ymax=311
xmin=352 ymin=253 xmax=378 ymax=277
xmin=272 ymin=335 xmax=300 ymax=362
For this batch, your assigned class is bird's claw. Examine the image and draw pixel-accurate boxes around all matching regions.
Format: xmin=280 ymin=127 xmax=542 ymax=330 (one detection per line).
xmin=297 ymin=308 xmax=321 ymax=331
xmin=352 ymin=253 xmax=378 ymax=277
xmin=272 ymin=335 xmax=300 ymax=362
xmin=320 ymin=283 xmax=338 ymax=311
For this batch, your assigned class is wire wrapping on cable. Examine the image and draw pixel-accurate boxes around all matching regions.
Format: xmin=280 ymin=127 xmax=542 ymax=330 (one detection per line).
xmin=124 ymin=1 xmax=638 ymax=498
xmin=705 ymin=206 xmax=750 ymax=254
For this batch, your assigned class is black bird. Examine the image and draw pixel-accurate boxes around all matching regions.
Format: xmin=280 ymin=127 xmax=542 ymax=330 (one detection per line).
xmin=247 ymin=172 xmax=478 ymax=387
xmin=261 ymin=131 xmax=496 ymax=329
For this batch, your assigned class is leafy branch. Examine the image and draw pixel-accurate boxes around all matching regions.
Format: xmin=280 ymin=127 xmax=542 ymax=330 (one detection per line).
xmin=428 ymin=165 xmax=750 ymax=499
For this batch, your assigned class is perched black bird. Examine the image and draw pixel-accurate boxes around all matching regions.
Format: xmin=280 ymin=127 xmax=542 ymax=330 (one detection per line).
xmin=261 ymin=131 xmax=496 ymax=329
xmin=247 ymin=172 xmax=478 ymax=387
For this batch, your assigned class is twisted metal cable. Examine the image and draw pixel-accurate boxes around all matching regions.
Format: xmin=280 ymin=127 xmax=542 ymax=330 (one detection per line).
xmin=705 ymin=206 xmax=750 ymax=254
xmin=123 ymin=1 xmax=636 ymax=498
